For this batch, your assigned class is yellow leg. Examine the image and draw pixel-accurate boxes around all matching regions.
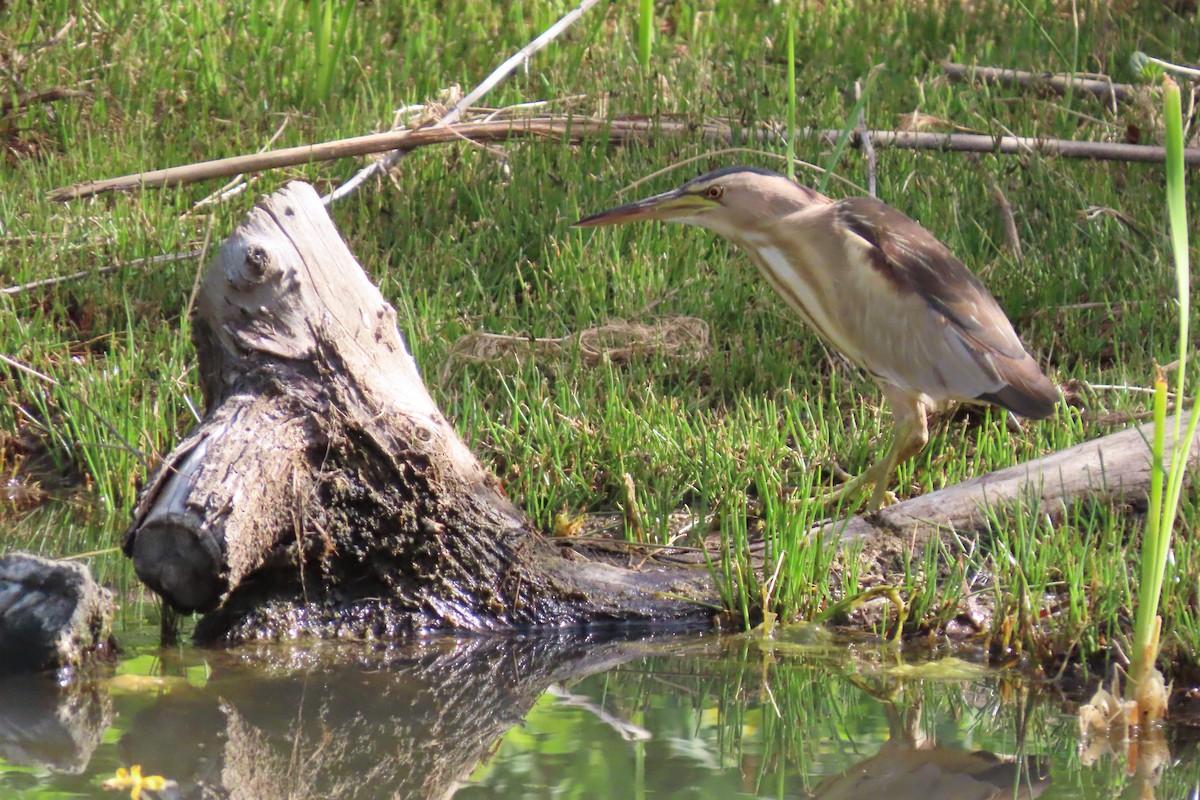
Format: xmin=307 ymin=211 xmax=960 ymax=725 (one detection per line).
xmin=822 ymin=389 xmax=929 ymax=512
xmin=818 ymin=459 xmax=886 ymax=507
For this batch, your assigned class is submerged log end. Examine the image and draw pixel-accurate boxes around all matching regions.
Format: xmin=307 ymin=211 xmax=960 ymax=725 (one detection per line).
xmin=127 ymin=518 xmax=226 ymax=614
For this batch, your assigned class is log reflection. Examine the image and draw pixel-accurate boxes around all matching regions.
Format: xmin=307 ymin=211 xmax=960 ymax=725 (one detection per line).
xmin=0 ymin=673 xmax=112 ymax=774
xmin=116 ymin=632 xmax=677 ymax=799
xmin=0 ymin=635 xmax=1073 ymax=799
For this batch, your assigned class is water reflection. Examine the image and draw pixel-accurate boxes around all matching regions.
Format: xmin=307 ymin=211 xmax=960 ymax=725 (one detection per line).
xmin=0 ymin=673 xmax=111 ymax=774
xmin=809 ymin=684 xmax=1049 ymax=798
xmin=119 ymin=633 xmax=675 ymax=799
xmin=0 ymin=631 xmax=1196 ymax=798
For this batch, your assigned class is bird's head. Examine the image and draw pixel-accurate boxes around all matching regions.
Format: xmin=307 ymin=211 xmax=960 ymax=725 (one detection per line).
xmin=573 ymin=166 xmax=827 ymax=240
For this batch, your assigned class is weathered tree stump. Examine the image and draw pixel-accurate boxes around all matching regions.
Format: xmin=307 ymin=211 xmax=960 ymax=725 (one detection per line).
xmin=122 ymin=182 xmax=712 ymax=643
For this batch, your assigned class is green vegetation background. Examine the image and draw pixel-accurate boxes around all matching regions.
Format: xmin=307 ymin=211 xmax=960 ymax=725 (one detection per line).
xmin=1 ymin=0 xmax=1198 ymax=676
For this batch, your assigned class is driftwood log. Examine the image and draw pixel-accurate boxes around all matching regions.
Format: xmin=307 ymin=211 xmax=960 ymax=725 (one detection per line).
xmin=121 ymin=182 xmax=712 ymax=642
xmin=123 ymin=181 xmax=1198 ymax=643
xmin=823 ymin=413 xmax=1200 ymax=573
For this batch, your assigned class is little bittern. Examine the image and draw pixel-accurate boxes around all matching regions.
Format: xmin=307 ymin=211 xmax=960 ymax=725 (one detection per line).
xmin=575 ymin=166 xmax=1058 ymax=510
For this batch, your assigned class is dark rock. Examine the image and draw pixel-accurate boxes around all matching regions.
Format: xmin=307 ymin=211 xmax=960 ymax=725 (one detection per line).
xmin=0 ymin=552 xmax=116 ymax=675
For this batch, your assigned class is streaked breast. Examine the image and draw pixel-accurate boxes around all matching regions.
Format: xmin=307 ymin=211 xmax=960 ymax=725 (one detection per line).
xmin=740 ymin=238 xmax=871 ymax=369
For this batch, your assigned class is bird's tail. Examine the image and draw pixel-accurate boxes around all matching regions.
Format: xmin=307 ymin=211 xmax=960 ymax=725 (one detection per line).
xmin=978 ymin=353 xmax=1059 ymax=419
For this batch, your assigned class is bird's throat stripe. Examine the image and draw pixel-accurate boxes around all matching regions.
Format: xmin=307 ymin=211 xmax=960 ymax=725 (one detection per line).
xmin=750 ymin=246 xmax=853 ymax=359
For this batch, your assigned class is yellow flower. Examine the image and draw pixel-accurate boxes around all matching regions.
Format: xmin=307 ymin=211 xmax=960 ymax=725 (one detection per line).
xmin=102 ymin=765 xmax=168 ymax=800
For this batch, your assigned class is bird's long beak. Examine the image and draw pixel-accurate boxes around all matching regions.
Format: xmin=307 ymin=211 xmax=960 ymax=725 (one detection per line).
xmin=573 ymin=189 xmax=718 ymax=227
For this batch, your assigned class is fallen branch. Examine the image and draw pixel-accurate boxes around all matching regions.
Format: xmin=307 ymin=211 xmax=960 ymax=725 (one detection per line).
xmin=0 ymin=87 xmax=90 ymax=117
xmin=652 ymin=411 xmax=1200 ymax=575
xmin=49 ymin=116 xmax=1200 ymax=201
xmin=943 ymin=62 xmax=1139 ymax=107
xmin=824 ymin=413 xmax=1200 ymax=564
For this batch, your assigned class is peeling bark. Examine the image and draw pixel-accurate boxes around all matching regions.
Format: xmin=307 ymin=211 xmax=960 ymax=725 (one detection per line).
xmin=122 ymin=182 xmax=712 ymax=643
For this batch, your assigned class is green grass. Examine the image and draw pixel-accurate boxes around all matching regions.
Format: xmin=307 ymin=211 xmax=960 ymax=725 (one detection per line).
xmin=638 ymin=0 xmax=654 ymax=71
xmin=1 ymin=0 xmax=1199 ymax=682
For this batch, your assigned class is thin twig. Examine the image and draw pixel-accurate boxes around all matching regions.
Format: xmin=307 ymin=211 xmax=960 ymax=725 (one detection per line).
xmin=479 ymin=95 xmax=587 ymax=121
xmin=185 ymin=220 xmax=215 ymax=321
xmin=855 ymin=79 xmax=877 ymax=197
xmin=0 ymin=233 xmax=67 ymax=245
xmin=554 ymin=536 xmax=707 ymax=553
xmin=544 ymin=684 xmax=652 ymax=740
xmin=1132 ymin=52 xmax=1200 ymax=81
xmin=1081 ymin=409 xmax=1161 ymax=426
xmin=1 ymin=248 xmax=203 ymax=295
xmin=943 ymin=61 xmax=1138 ymax=107
xmin=1087 ymin=381 xmax=1185 ymax=399
xmin=896 ymin=111 xmax=984 ymax=134
xmin=1081 ymin=205 xmax=1154 ymax=244
xmin=29 ymin=16 xmax=77 ymax=55
xmin=673 ymin=511 xmax=716 ymax=540
xmin=1041 ymin=299 xmax=1153 ymax=316
xmin=49 ymin=117 xmax=1200 ymax=202
xmin=323 ymin=0 xmax=601 ymax=205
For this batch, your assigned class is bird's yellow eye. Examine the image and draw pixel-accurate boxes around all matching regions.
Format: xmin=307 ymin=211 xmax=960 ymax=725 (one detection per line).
xmin=705 ymin=186 xmax=724 ymax=200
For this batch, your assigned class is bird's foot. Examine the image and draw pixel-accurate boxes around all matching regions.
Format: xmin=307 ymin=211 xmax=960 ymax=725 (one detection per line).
xmin=863 ymin=487 xmax=900 ymax=513
xmin=816 ymin=467 xmax=901 ymax=513
xmin=816 ymin=474 xmax=873 ymax=509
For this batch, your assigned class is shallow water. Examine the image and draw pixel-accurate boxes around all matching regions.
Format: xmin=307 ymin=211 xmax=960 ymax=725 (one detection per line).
xmin=1 ymin=626 xmax=1197 ymax=799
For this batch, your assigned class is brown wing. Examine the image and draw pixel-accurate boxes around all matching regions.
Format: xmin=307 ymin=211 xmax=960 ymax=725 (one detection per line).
xmin=836 ymin=196 xmax=1058 ymax=419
